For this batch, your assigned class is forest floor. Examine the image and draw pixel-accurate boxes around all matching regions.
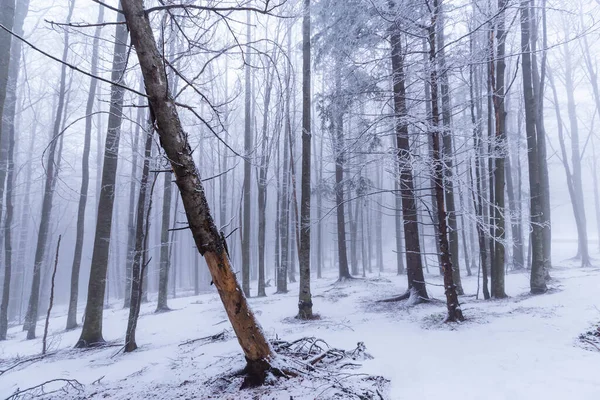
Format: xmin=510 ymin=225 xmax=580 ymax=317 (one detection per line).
xmin=2 ymin=246 xmax=600 ymax=399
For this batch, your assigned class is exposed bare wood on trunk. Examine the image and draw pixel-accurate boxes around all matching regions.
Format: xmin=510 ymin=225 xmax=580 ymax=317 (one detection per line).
xmin=120 ymin=0 xmax=276 ymax=384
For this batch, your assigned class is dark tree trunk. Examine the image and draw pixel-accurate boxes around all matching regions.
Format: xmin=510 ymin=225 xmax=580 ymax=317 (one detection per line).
xmin=491 ymin=0 xmax=508 ymax=298
xmin=436 ymin=3 xmax=463 ymax=294
xmin=520 ymin=0 xmax=547 ymax=293
xmin=76 ymin=9 xmax=129 ymax=347
xmin=390 ymin=13 xmax=427 ymax=301
xmin=67 ymin=4 xmax=103 ymax=330
xmin=428 ymin=2 xmax=464 ymax=321
xmin=334 ymin=58 xmax=351 ymax=281
xmin=125 ymin=123 xmax=153 ymax=352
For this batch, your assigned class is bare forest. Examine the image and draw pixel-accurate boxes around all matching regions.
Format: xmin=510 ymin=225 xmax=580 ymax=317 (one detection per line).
xmin=1 ymin=0 xmax=600 ymax=399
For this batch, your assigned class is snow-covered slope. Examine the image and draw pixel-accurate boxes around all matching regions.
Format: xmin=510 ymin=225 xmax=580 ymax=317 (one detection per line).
xmin=2 ymin=254 xmax=600 ymax=399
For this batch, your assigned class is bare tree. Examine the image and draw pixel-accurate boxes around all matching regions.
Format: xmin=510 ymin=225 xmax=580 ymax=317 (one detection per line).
xmin=121 ymin=0 xmax=279 ymax=385
xmin=76 ymin=8 xmax=129 ymax=347
xmin=66 ymin=4 xmax=104 ymax=330
xmin=298 ymin=0 xmax=314 ymax=319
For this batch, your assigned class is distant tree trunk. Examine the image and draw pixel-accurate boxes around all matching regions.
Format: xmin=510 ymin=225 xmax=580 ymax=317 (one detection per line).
xmin=436 ymin=2 xmax=463 ymax=294
xmin=124 ymin=93 xmax=143 ymax=309
xmin=156 ymin=167 xmax=173 ymax=311
xmin=333 ymin=58 xmax=351 ymax=281
xmin=505 ymin=155 xmax=524 ymax=269
xmin=530 ymin=0 xmax=552 ymax=273
xmin=276 ymin=46 xmax=292 ymax=294
xmin=520 ymin=0 xmax=547 ymax=293
xmin=125 ymin=124 xmax=153 ymax=353
xmin=242 ymin=9 xmax=252 ymax=298
xmin=0 ymin=0 xmax=15 ymax=148
xmin=389 ymin=13 xmax=428 ymax=300
xmin=561 ymin=35 xmax=590 ymax=267
xmin=121 ymin=1 xmax=276 ymax=384
xmin=592 ymin=141 xmax=600 ymax=252
xmin=23 ymin=0 xmax=75 ymax=339
xmin=428 ymin=2 xmax=464 ymax=321
xmin=66 ymin=4 xmax=103 ymax=330
xmin=76 ymin=9 xmax=129 ymax=347
xmin=491 ymin=0 xmax=508 ymax=298
xmin=469 ymin=29 xmax=490 ymax=299
xmin=394 ymin=179 xmax=405 ymax=275
xmin=256 ymin=58 xmax=274 ymax=298
xmin=0 ymin=0 xmax=29 ymax=340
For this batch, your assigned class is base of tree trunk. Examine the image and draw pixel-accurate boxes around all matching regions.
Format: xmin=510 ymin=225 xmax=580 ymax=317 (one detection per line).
xmin=239 ymin=357 xmax=289 ymax=389
xmin=274 ymin=290 xmax=289 ymax=295
xmin=530 ymin=286 xmax=548 ymax=295
xmin=336 ymin=275 xmax=355 ymax=283
xmin=74 ymin=336 xmax=106 ymax=348
xmin=154 ymin=306 xmax=172 ymax=314
xmin=65 ymin=323 xmax=78 ymax=331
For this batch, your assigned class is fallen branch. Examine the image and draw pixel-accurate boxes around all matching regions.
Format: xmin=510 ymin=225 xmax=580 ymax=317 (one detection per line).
xmin=179 ymin=330 xmax=229 ymax=347
xmin=5 ymin=378 xmax=83 ymax=400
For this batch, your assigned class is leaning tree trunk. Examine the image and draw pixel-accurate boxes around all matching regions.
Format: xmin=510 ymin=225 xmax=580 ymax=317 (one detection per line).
xmin=125 ymin=122 xmax=153 ymax=352
xmin=389 ymin=13 xmax=428 ymax=301
xmin=428 ymin=3 xmax=464 ymax=321
xmin=0 ymin=0 xmax=29 ymax=340
xmin=23 ymin=0 xmax=75 ymax=339
xmin=520 ymin=0 xmax=546 ymax=294
xmin=76 ymin=9 xmax=129 ymax=347
xmin=121 ymin=0 xmax=276 ymax=385
xmin=66 ymin=4 xmax=103 ymax=330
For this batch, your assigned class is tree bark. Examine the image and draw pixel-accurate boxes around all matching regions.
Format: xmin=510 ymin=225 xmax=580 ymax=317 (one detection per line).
xmin=491 ymin=0 xmax=508 ymax=298
xmin=0 ymin=0 xmax=15 ymax=148
xmin=428 ymin=2 xmax=464 ymax=321
xmin=120 ymin=0 xmax=276 ymax=384
xmin=76 ymin=8 xmax=129 ymax=347
xmin=390 ymin=12 xmax=427 ymax=300
xmin=66 ymin=4 xmax=104 ymax=330
xmin=520 ymin=0 xmax=547 ymax=293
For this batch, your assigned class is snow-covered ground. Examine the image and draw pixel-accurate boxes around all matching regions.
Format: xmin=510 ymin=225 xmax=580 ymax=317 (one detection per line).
xmin=2 ymin=246 xmax=600 ymax=399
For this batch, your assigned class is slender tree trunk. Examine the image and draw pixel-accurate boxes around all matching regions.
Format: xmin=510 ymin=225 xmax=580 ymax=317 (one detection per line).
xmin=297 ymin=0 xmax=313 ymax=317
xmin=491 ymin=0 xmax=508 ymax=298
xmin=334 ymin=58 xmax=351 ymax=281
xmin=124 ymin=95 xmax=143 ymax=308
xmin=0 ymin=0 xmax=29 ymax=340
xmin=125 ymin=123 xmax=153 ymax=352
xmin=242 ymin=9 xmax=252 ymax=297
xmin=23 ymin=0 xmax=75 ymax=339
xmin=121 ymin=1 xmax=277 ymax=384
xmin=66 ymin=5 xmax=103 ymax=330
xmin=76 ymin=9 xmax=129 ymax=347
xmin=428 ymin=2 xmax=464 ymax=321
xmin=0 ymin=0 xmax=15 ymax=148
xmin=436 ymin=3 xmax=463 ymax=294
xmin=520 ymin=0 xmax=547 ymax=293
xmin=561 ymin=36 xmax=590 ymax=266
xmin=389 ymin=13 xmax=427 ymax=300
